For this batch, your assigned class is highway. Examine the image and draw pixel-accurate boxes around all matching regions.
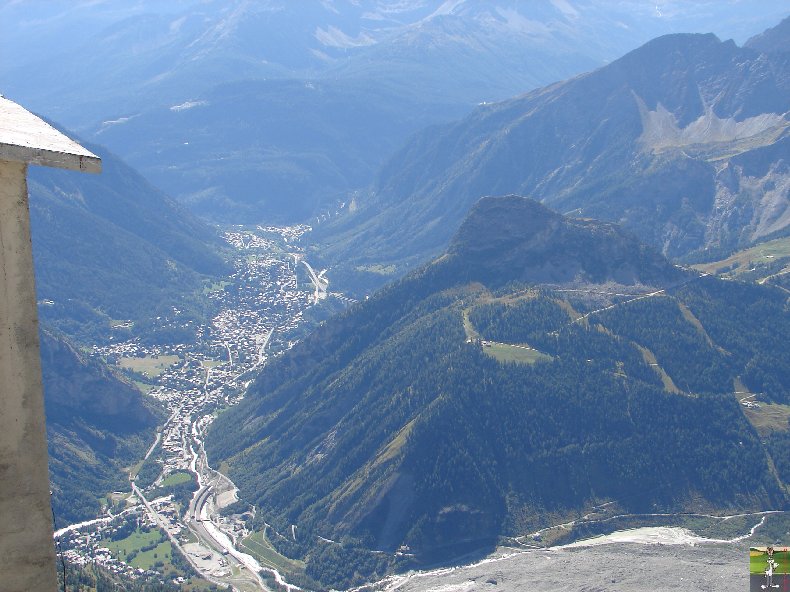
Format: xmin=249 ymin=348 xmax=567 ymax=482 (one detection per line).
xmin=182 ymin=423 xmax=288 ymax=591
xmin=301 ymin=259 xmax=328 ymax=303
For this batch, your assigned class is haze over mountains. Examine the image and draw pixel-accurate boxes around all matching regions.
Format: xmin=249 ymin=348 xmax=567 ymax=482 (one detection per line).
xmin=89 ymin=78 xmax=468 ymax=222
xmin=320 ymin=18 xmax=790 ymax=285
xmin=4 ymin=0 xmax=787 ymax=118
xmin=3 ymin=0 xmax=787 ymax=222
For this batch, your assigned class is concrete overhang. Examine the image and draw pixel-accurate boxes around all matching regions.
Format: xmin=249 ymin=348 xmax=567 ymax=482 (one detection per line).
xmin=0 ymin=95 xmax=101 ymax=173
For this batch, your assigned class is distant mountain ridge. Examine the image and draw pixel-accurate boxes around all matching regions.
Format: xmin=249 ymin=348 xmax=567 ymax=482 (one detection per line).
xmin=207 ymin=196 xmax=789 ymax=588
xmin=7 ymin=0 xmax=786 ymax=126
xmin=4 ymin=1 xmax=787 ymax=223
xmin=319 ymin=26 xmax=790 ymax=285
xmin=745 ymin=15 xmax=790 ymax=54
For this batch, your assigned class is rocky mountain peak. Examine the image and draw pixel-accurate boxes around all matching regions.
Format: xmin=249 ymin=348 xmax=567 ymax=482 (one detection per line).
xmin=443 ymin=195 xmax=683 ymax=287
xmin=746 ymin=15 xmax=790 ymax=54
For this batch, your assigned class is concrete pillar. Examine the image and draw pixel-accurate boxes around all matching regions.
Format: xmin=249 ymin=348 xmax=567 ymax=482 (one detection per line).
xmin=0 ymin=158 xmax=58 ymax=591
xmin=0 ymin=96 xmax=100 ymax=591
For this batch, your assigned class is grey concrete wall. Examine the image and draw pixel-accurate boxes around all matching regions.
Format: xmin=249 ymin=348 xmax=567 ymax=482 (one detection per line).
xmin=0 ymin=159 xmax=58 ymax=591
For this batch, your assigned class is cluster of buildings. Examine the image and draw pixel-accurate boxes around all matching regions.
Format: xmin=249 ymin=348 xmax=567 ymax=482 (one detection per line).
xmin=73 ymin=225 xmax=329 ymax=587
xmin=58 ymin=513 xmax=160 ymax=582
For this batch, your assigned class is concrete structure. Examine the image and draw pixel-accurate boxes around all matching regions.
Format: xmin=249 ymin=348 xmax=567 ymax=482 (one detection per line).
xmin=0 ymin=96 xmax=100 ymax=592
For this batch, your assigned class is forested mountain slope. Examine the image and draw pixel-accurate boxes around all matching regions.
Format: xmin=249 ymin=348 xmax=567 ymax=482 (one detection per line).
xmin=29 ymin=137 xmax=227 ymax=342
xmin=208 ymin=196 xmax=790 ymax=588
xmin=41 ymin=329 xmax=161 ymax=524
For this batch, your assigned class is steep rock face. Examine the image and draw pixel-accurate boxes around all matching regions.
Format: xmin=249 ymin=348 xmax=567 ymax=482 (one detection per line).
xmin=41 ymin=329 xmax=160 ymax=523
xmin=320 ymin=30 xmax=790 ymax=277
xmin=208 ymin=197 xmax=788 ymax=585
